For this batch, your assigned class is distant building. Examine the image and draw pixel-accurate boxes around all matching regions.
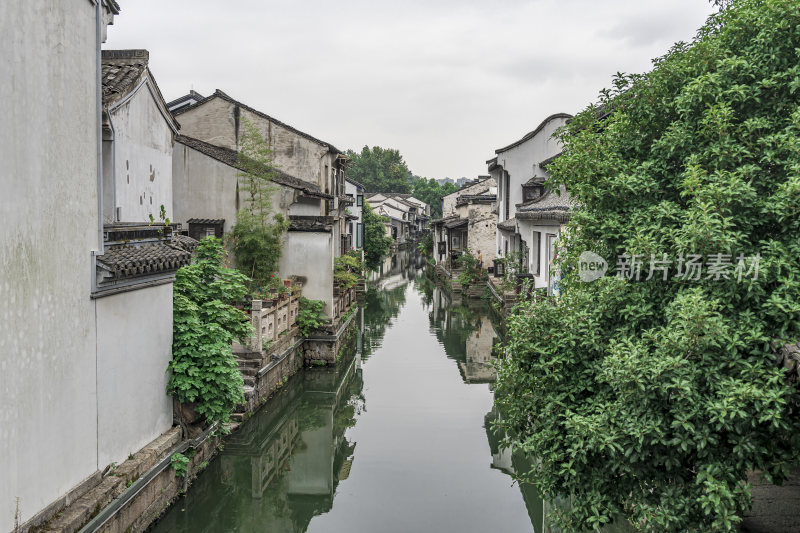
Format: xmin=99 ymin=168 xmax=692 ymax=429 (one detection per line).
xmin=432 ymin=177 xmax=497 ymax=269
xmin=344 ymin=178 xmax=365 ymax=251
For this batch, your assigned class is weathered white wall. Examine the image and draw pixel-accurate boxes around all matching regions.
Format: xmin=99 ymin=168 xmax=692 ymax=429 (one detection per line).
xmin=288 ymin=197 xmax=323 ymax=216
xmin=172 ymin=143 xmax=239 ymax=228
xmin=175 ymin=97 xmax=335 ymax=191
xmin=96 ymin=284 xmax=174 ymax=467
xmin=0 ymin=2 xmax=100 ymax=530
xmin=442 ymin=178 xmax=496 ymax=217
xmin=173 ymin=142 xmax=300 ymax=231
xmin=106 ymin=82 xmax=174 ymax=223
xmin=456 ymin=203 xmax=497 ymax=265
xmin=494 ymin=116 xmax=568 ymax=259
xmin=281 ymin=232 xmax=334 ymax=314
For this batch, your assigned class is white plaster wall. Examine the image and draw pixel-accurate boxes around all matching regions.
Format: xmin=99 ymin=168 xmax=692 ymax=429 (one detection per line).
xmin=172 ymin=143 xmax=239 ymax=228
xmin=0 ymin=2 xmax=100 ymax=529
xmin=518 ymin=220 xmax=563 ymax=289
xmin=495 ymin=116 xmax=568 ymax=224
xmin=108 ymin=82 xmax=174 ymax=223
xmin=96 ymin=284 xmax=174 ymax=467
xmin=172 ymin=143 xmax=299 ymax=231
xmin=175 ymin=97 xmax=335 ymax=190
xmin=281 ymin=232 xmax=334 ymax=315
xmin=288 ymin=197 xmax=323 ymax=216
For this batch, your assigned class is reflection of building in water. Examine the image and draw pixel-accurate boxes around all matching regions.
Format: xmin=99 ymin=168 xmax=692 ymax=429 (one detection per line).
xmin=429 ymin=285 xmax=500 ymax=384
xmin=154 ymin=352 xmax=363 ymax=533
xmin=460 ymin=314 xmax=498 ymax=383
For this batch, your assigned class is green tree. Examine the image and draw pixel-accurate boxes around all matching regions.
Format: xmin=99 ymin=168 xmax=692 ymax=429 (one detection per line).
xmin=168 ymin=237 xmax=252 ymax=425
xmin=362 ymin=201 xmax=393 ymax=271
xmin=345 ymin=146 xmax=412 ymax=193
xmin=412 ymin=177 xmax=458 ymax=218
xmin=229 ymin=118 xmax=288 ymax=291
xmin=495 ymin=1 xmax=800 ymax=531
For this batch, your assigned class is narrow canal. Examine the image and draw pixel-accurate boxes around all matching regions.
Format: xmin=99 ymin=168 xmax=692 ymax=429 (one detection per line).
xmin=151 ymin=256 xmax=557 ymax=532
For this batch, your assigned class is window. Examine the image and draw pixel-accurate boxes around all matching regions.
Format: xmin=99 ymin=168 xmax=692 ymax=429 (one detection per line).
xmin=356 ymin=223 xmax=363 ymax=247
xmin=531 ymin=231 xmax=541 ymax=275
xmin=357 ymin=194 xmax=363 ymax=206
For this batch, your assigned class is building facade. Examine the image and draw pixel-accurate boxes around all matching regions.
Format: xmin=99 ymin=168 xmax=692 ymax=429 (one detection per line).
xmin=490 ymin=113 xmax=572 ymax=292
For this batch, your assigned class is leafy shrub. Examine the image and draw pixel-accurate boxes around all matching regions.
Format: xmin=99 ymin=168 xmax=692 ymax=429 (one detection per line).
xmin=496 ymin=2 xmax=800 ymax=531
xmin=228 ymin=118 xmax=288 ymax=289
xmin=334 ymin=253 xmax=361 ymax=289
xmin=170 ymin=452 xmax=190 ymax=478
xmin=168 ymin=237 xmax=251 ymax=425
xmin=297 ymin=297 xmax=326 ymax=337
xmin=455 ymin=249 xmax=486 ymax=287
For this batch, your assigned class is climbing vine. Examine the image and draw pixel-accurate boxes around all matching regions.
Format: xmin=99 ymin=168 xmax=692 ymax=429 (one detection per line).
xmin=168 ymin=237 xmax=252 ymax=425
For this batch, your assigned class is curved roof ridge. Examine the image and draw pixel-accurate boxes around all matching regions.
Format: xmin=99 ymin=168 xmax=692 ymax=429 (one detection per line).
xmin=494 ymin=112 xmax=573 ymax=154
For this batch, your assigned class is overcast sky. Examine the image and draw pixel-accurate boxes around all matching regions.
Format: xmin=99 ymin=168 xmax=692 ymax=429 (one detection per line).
xmin=106 ymin=0 xmax=715 ymax=181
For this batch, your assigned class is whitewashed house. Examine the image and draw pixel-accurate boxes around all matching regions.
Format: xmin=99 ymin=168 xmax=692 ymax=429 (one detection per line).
xmin=489 ymin=113 xmax=572 ymax=292
xmin=0 ymin=3 xmax=190 ymax=531
xmin=96 ymin=48 xmax=191 ymax=468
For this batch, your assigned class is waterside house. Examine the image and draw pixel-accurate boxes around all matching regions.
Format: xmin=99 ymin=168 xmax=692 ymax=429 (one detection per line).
xmin=488 ymin=113 xmax=572 ymax=293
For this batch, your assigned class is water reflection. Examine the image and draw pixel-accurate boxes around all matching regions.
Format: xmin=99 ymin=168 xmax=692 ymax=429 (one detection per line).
xmin=152 ymin=353 xmax=364 ymax=533
xmin=152 ymin=256 xmax=546 ymax=533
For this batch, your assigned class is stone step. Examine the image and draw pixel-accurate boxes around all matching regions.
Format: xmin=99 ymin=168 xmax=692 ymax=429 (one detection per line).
xmin=243 ymin=375 xmax=255 ymax=387
xmin=236 ymin=358 xmax=261 ymax=368
xmin=234 ymin=349 xmax=263 ymax=360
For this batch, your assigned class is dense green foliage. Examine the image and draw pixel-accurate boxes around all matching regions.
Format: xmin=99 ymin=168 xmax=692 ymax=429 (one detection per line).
xmin=345 ymin=146 xmax=412 ymax=193
xmin=334 ymin=251 xmax=362 ymax=289
xmin=297 ymin=297 xmax=327 ymax=337
xmin=411 ymin=177 xmax=458 ymax=218
xmin=229 ymin=118 xmax=288 ymax=290
xmin=495 ymin=2 xmax=800 ymax=531
xmin=362 ymin=201 xmax=394 ymax=271
xmin=168 ymin=238 xmax=251 ymax=425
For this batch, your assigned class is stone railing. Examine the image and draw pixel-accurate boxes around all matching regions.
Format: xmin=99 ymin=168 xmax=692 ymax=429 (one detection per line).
xmin=332 ymin=284 xmax=357 ymax=321
xmin=247 ymin=290 xmax=301 ymax=352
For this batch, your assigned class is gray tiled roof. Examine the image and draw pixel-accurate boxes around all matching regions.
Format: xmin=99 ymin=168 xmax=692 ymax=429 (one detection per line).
xmin=97 ymin=242 xmax=192 ymax=282
xmin=176 ymin=135 xmax=333 ymax=199
xmin=172 ymin=235 xmax=199 ymax=253
xmin=102 ymin=49 xmax=148 ymax=106
xmin=444 ymin=218 xmax=469 ymax=229
xmin=187 ymin=218 xmax=225 ymax=225
xmin=497 ymin=218 xmax=517 ymax=232
xmin=516 ymin=186 xmax=573 ymax=223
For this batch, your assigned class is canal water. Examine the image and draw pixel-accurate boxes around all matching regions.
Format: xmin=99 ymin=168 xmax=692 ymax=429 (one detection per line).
xmin=150 ymin=258 xmax=559 ymax=533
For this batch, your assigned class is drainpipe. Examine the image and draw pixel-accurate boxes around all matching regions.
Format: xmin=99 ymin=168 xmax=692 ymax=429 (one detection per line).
xmin=92 ymin=0 xmax=104 ymax=293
